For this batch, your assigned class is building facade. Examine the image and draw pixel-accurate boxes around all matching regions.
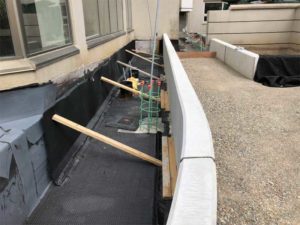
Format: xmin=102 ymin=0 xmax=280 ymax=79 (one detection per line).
xmin=0 ymin=0 xmax=180 ymax=91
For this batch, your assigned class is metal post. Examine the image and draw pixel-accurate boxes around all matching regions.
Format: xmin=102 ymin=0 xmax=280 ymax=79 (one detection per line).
xmin=148 ymin=0 xmax=160 ymax=131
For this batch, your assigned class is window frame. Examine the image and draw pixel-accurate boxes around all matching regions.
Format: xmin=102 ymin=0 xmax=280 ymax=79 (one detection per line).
xmin=16 ymin=0 xmax=74 ymax=57
xmin=83 ymin=0 xmax=100 ymax=39
xmin=116 ymin=0 xmax=124 ymax=32
xmin=0 ymin=0 xmax=25 ymax=60
xmin=203 ymin=1 xmax=227 ymax=24
xmin=108 ymin=0 xmax=119 ymax=34
xmin=126 ymin=0 xmax=133 ymax=31
xmin=83 ymin=0 xmax=126 ymax=49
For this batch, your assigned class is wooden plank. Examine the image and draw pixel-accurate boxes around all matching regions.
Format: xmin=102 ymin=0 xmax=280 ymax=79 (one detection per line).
xmin=168 ymin=137 xmax=177 ymax=194
xmin=100 ymin=76 xmax=160 ymax=102
xmin=160 ymin=90 xmax=166 ymax=109
xmin=126 ymin=49 xmax=164 ymax=68
xmin=117 ymin=60 xmax=160 ymax=80
xmin=177 ymin=51 xmax=216 ymax=59
xmin=165 ymin=92 xmax=170 ymax=112
xmin=162 ymin=136 xmax=172 ymax=199
xmin=52 ymin=114 xmax=162 ymax=167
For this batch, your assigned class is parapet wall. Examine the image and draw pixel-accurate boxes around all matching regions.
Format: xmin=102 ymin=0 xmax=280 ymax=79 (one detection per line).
xmin=163 ymin=34 xmax=217 ymax=225
xmin=207 ymin=3 xmax=300 ymax=51
xmin=209 ymin=38 xmax=259 ymax=80
xmin=291 ymin=7 xmax=300 ymax=49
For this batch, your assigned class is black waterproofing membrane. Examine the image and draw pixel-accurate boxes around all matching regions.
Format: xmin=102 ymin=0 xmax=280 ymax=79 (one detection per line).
xmin=28 ymin=96 xmax=159 ymax=225
xmin=42 ymin=42 xmax=134 ymax=183
xmin=33 ymin=44 xmax=171 ymax=224
xmin=254 ymin=55 xmax=300 ymax=87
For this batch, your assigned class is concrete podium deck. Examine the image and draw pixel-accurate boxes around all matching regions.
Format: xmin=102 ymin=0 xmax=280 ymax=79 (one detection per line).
xmin=182 ymin=58 xmax=300 ymax=225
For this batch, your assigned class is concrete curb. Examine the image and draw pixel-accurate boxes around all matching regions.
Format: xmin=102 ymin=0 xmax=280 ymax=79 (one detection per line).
xmin=163 ymin=34 xmax=217 ymax=225
xmin=210 ymin=38 xmax=259 ymax=80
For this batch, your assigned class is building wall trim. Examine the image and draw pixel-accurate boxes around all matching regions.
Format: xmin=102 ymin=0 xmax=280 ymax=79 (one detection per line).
xmin=28 ymin=46 xmax=80 ymax=70
xmin=87 ymin=31 xmax=126 ymax=49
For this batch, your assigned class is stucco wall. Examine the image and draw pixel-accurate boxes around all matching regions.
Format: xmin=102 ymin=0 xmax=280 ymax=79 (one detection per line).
xmin=186 ymin=0 xmax=206 ymax=34
xmin=0 ymin=0 xmax=134 ymax=91
xmin=206 ymin=4 xmax=300 ymax=50
xmin=132 ymin=0 xmax=180 ymax=40
xmin=291 ymin=7 xmax=300 ymax=49
xmin=0 ymin=34 xmax=134 ymax=91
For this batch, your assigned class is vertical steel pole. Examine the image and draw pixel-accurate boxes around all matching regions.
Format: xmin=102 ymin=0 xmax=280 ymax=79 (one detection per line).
xmin=148 ymin=0 xmax=160 ymax=131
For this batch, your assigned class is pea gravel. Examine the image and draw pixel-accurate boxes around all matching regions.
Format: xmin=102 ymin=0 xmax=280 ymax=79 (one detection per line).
xmin=181 ymin=58 xmax=300 ymax=225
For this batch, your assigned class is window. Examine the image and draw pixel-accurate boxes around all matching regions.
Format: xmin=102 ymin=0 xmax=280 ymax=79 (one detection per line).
xmin=20 ymin=0 xmax=72 ymax=55
xmin=83 ymin=0 xmax=124 ymax=39
xmin=109 ymin=0 xmax=118 ymax=33
xmin=126 ymin=0 xmax=132 ymax=30
xmin=203 ymin=2 xmax=228 ymax=22
xmin=0 ymin=0 xmax=14 ymax=57
xmin=82 ymin=0 xmax=100 ymax=38
xmin=117 ymin=0 xmax=124 ymax=31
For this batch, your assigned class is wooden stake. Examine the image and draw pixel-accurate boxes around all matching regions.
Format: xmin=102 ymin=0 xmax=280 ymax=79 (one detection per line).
xmin=165 ymin=91 xmax=170 ymax=112
xmin=168 ymin=137 xmax=177 ymax=194
xmin=117 ymin=61 xmax=160 ymax=80
xmin=52 ymin=114 xmax=162 ymax=167
xmin=162 ymin=136 xmax=172 ymax=199
xmin=160 ymin=90 xmax=166 ymax=109
xmin=100 ymin=76 xmax=160 ymax=102
xmin=126 ymin=50 xmax=164 ymax=68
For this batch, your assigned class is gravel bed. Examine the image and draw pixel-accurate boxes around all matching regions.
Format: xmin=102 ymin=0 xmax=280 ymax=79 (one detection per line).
xmin=181 ymin=58 xmax=300 ymax=225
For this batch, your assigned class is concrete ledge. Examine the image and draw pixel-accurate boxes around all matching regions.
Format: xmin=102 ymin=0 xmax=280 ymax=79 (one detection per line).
xmin=30 ymin=45 xmax=80 ymax=69
xmin=0 ymin=59 xmax=35 ymax=76
xmin=87 ymin=31 xmax=126 ymax=49
xmin=167 ymin=159 xmax=217 ymax=225
xmin=209 ymin=39 xmax=232 ymax=61
xmin=209 ymin=38 xmax=259 ymax=79
xmin=164 ymin=35 xmax=214 ymax=161
xmin=163 ymin=33 xmax=217 ymax=225
xmin=229 ymin=3 xmax=300 ymax=10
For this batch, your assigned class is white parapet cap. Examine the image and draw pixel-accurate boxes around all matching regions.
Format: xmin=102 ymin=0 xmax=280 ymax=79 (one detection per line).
xmin=230 ymin=3 xmax=300 ymax=11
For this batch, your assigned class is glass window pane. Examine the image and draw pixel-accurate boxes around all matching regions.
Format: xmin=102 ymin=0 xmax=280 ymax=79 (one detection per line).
xmin=109 ymin=0 xmax=118 ymax=33
xmin=126 ymin=0 xmax=132 ymax=30
xmin=83 ymin=0 xmax=100 ymax=38
xmin=205 ymin=3 xmax=222 ymax=14
xmin=0 ymin=0 xmax=14 ymax=57
xmin=98 ymin=0 xmax=110 ymax=36
xmin=117 ymin=0 xmax=123 ymax=31
xmin=20 ymin=0 xmax=72 ymax=55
